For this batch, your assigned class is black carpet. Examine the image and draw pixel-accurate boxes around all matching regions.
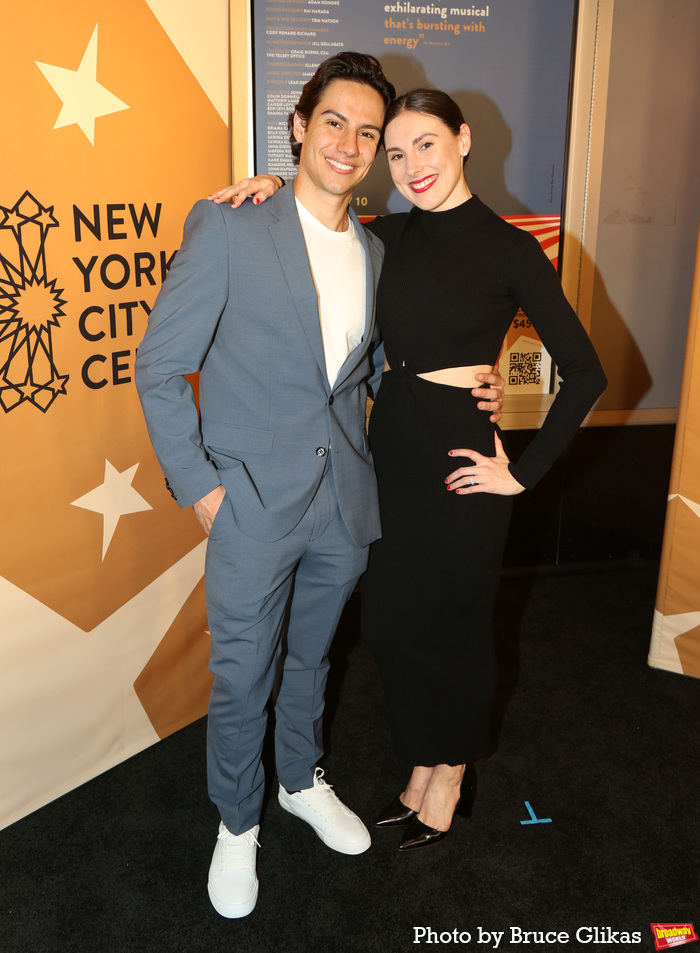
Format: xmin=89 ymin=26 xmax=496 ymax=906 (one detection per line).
xmin=2 ymin=563 xmax=698 ymax=953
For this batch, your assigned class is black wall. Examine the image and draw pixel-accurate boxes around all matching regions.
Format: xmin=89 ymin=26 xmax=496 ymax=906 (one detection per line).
xmin=503 ymin=424 xmax=675 ymax=571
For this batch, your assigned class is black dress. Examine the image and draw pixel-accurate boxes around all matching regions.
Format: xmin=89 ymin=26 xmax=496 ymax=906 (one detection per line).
xmin=362 ymin=196 xmax=606 ymax=768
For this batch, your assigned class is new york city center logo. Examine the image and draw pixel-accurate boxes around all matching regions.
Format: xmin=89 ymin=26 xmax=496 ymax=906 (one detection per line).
xmin=0 ymin=191 xmax=69 ymax=413
xmin=1 ymin=189 xmax=173 ymax=415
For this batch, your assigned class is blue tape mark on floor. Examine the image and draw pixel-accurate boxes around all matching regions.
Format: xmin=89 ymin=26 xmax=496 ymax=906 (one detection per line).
xmin=520 ymin=800 xmax=552 ymax=825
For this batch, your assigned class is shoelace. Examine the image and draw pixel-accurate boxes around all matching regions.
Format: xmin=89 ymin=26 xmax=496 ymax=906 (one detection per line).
xmin=294 ymin=768 xmax=346 ymax=819
xmin=218 ymin=827 xmax=260 ymax=870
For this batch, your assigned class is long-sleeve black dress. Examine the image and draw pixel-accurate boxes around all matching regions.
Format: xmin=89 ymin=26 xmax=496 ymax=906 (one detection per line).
xmin=361 ymin=196 xmax=607 ymax=768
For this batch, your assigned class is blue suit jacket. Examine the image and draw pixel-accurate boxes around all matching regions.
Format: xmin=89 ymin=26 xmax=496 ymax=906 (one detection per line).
xmin=135 ymin=185 xmax=384 ymax=547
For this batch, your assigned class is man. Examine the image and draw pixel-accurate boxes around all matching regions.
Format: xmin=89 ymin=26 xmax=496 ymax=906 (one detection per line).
xmin=136 ymin=52 xmax=502 ymax=919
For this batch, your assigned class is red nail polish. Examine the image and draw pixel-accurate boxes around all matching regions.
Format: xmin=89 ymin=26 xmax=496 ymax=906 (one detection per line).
xmin=446 ymin=484 xmax=451 ymax=490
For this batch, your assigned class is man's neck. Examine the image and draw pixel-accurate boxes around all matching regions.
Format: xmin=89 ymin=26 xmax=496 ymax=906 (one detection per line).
xmin=293 ymin=179 xmax=351 ymax=232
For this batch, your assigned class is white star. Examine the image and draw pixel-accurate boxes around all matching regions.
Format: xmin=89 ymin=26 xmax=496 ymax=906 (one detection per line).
xmin=668 ymin=493 xmax=700 ymax=520
xmin=0 ymin=542 xmax=206 ymax=828
xmin=36 ymin=24 xmax=129 ymax=145
xmin=650 ymin=607 xmax=700 ymax=674
xmin=72 ymin=460 xmax=152 ymax=559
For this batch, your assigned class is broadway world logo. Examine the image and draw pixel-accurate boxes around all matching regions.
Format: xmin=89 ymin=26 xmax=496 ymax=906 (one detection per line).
xmin=651 ymin=924 xmax=699 ymax=950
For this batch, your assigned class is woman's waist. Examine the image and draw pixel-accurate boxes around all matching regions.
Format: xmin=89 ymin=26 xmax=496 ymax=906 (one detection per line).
xmin=383 ymin=361 xmax=492 ymax=389
xmin=373 ymin=370 xmax=499 ymax=444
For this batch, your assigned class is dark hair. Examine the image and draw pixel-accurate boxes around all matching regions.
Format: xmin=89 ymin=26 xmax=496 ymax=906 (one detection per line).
xmin=288 ymin=52 xmax=396 ymax=165
xmin=384 ymin=88 xmax=470 ymax=165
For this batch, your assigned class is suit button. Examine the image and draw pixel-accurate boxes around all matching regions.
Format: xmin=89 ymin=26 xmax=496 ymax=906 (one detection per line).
xmin=316 ymin=447 xmax=327 ymax=457
xmin=328 ymin=395 xmax=334 ymax=405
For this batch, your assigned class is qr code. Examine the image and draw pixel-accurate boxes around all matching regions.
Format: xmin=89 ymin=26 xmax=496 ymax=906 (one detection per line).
xmin=509 ymin=351 xmax=542 ymax=386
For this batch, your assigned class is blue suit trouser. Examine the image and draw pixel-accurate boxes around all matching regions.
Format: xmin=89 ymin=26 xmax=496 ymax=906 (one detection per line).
xmin=204 ymin=466 xmax=369 ymax=835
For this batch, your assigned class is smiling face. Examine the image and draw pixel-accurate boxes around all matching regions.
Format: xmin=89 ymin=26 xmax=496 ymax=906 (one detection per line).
xmin=384 ymin=109 xmax=472 ymax=212
xmin=292 ymin=79 xmax=386 ymax=215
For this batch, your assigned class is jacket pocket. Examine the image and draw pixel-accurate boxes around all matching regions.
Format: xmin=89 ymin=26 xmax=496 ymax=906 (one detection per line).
xmin=203 ymin=420 xmax=275 ymax=455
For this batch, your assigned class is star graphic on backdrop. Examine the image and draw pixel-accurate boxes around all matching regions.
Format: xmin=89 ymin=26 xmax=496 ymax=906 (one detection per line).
xmin=658 ymin=609 xmax=700 ymax=640
xmin=0 ymin=208 xmax=25 ymax=233
xmin=668 ymin=493 xmax=700 ymax=521
xmin=0 ymin=542 xmax=206 ymax=828
xmin=17 ymin=382 xmax=38 ymax=401
xmin=71 ymin=460 xmax=152 ymax=560
xmin=651 ymin=606 xmax=700 ymax=674
xmin=36 ymin=207 xmax=60 ymax=230
xmin=36 ymin=24 xmax=128 ymax=145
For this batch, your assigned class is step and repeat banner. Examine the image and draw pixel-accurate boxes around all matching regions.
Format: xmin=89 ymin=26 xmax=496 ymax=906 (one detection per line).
xmin=0 ymin=0 xmax=229 ymax=829
xmin=649 ymin=228 xmax=700 ymax=680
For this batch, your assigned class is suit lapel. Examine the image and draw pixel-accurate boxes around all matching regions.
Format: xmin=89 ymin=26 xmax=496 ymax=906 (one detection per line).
xmin=269 ymin=188 xmax=329 ymax=383
xmin=269 ymin=191 xmax=379 ymax=392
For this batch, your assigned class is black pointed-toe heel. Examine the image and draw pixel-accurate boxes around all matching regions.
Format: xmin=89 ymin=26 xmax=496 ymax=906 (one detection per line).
xmin=398 ymin=764 xmax=477 ymax=850
xmin=456 ymin=763 xmax=477 ymax=819
xmin=374 ymin=796 xmax=417 ymax=828
xmin=398 ymin=816 xmax=446 ymax=850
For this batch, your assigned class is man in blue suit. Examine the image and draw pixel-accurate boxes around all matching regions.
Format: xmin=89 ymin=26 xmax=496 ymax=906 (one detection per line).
xmin=136 ymin=53 xmax=501 ymax=918
xmin=136 ymin=53 xmax=395 ymax=919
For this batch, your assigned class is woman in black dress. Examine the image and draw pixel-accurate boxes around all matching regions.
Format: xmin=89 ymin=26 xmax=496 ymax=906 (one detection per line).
xmin=210 ymin=89 xmax=606 ymax=851
xmin=360 ymin=89 xmax=607 ymax=850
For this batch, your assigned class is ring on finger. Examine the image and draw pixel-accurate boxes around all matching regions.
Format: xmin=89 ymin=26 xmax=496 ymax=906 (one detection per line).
xmin=469 ymin=475 xmax=475 ymax=486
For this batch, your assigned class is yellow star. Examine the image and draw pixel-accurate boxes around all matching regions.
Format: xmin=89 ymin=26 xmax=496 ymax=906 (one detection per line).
xmin=36 ymin=24 xmax=129 ymax=146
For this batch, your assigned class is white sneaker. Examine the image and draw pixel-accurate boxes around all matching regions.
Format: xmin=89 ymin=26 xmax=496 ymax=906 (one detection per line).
xmin=278 ymin=767 xmax=371 ymax=855
xmin=207 ymin=822 xmax=260 ymax=918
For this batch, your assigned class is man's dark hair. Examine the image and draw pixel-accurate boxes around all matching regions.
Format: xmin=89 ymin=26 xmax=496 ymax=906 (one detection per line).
xmin=288 ymin=52 xmax=396 ymax=165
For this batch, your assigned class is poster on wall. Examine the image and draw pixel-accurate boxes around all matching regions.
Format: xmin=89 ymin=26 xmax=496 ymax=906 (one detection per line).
xmin=252 ymin=0 xmax=578 ymax=395
xmin=0 ymin=0 xmax=229 ymax=830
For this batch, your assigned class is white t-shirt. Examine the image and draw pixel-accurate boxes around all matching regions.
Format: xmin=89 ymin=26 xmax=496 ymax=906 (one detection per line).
xmin=296 ymin=198 xmax=367 ymax=387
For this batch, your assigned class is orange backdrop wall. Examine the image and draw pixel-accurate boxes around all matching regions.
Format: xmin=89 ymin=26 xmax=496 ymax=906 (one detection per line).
xmin=649 ymin=225 xmax=700 ymax=679
xmin=0 ymin=0 xmax=230 ymax=829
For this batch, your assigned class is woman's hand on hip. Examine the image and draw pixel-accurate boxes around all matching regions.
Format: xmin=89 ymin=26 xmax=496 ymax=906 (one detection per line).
xmin=445 ymin=433 xmax=525 ymax=496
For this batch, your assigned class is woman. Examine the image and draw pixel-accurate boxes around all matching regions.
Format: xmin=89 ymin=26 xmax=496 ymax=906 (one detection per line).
xmin=211 ymin=89 xmax=607 ymax=850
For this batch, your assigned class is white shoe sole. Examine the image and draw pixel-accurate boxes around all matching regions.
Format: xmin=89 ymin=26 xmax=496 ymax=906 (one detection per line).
xmin=278 ymin=795 xmax=371 ymax=855
xmin=208 ymin=882 xmax=259 ymax=919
